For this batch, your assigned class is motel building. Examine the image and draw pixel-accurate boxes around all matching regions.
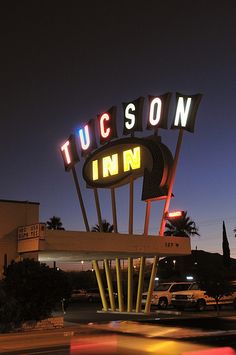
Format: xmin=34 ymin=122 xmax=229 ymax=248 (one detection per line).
xmin=0 ymin=198 xmax=191 ymax=314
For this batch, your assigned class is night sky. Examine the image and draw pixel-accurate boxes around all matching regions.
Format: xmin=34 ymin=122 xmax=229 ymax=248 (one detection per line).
xmin=1 ymin=1 xmax=236 ymax=258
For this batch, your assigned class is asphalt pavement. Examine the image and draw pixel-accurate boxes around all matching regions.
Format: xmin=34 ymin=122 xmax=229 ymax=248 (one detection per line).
xmin=1 ymin=302 xmax=236 ymax=354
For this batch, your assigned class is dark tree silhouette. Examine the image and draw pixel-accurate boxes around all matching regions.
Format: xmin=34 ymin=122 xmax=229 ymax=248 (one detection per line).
xmin=3 ymin=259 xmax=71 ymax=323
xmin=91 ymin=219 xmax=114 ymax=233
xmin=164 ymin=211 xmax=199 ymax=237
xmin=46 ymin=216 xmax=64 ymax=230
xmin=223 ymin=221 xmax=231 ymax=267
xmin=199 ymin=269 xmax=233 ymax=316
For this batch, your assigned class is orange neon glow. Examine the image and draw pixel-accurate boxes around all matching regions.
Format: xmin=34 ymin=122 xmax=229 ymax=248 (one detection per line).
xmin=182 ymin=347 xmax=235 ymax=355
xmin=61 ymin=140 xmax=71 ymax=164
xmin=71 ymin=335 xmax=117 ymax=354
xmin=166 ymin=210 xmax=183 ymax=219
xmin=100 ymin=113 xmax=111 ymax=138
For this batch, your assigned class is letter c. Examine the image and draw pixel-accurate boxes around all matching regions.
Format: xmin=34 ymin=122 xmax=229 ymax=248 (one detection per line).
xmin=100 ymin=113 xmax=111 ymax=139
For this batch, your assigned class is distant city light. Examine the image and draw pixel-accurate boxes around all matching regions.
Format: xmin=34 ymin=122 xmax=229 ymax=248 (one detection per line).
xmin=186 ymin=276 xmax=194 ymax=280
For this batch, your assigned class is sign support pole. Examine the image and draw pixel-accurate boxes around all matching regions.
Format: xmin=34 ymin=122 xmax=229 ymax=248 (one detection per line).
xmin=144 ymin=255 xmax=158 ymax=313
xmin=71 ymin=167 xmax=90 ymax=232
xmin=104 ymin=259 xmax=115 ymax=311
xmin=127 ymin=256 xmax=133 ymax=312
xmin=135 ymin=200 xmax=151 ymax=312
xmin=111 ymin=188 xmax=124 ymax=311
xmin=136 ymin=256 xmax=146 ymax=312
xmin=145 ymin=129 xmax=184 ymax=313
xmin=159 ymin=129 xmax=184 ymax=236
xmin=127 ymin=175 xmax=134 ymax=312
xmin=116 ymin=258 xmax=124 ymax=312
xmin=93 ymin=188 xmax=103 ymax=231
xmin=92 ymin=260 xmax=108 ymax=311
xmin=111 ymin=188 xmax=118 ymax=233
xmin=129 ymin=176 xmax=134 ymax=234
xmin=144 ymin=200 xmax=151 ymax=235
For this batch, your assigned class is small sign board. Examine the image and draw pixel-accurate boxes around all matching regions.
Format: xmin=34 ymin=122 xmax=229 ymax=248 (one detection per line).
xmin=18 ymin=223 xmax=46 ymax=240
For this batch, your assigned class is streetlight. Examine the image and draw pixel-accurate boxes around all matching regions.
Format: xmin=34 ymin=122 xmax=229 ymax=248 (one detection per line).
xmin=173 ymin=259 xmax=176 ymax=269
xmin=81 ymin=260 xmax=84 ymax=271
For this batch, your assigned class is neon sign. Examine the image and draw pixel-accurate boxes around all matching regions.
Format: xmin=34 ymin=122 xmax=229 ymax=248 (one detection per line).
xmin=91 ymin=147 xmax=141 ymax=181
xmin=60 ymin=92 xmax=202 ymax=199
xmin=82 ymin=137 xmax=173 ymax=200
xmin=60 ymin=135 xmax=79 ymax=172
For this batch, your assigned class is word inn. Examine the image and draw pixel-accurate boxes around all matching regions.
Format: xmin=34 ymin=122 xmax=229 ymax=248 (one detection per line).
xmin=92 ymin=147 xmax=141 ymax=181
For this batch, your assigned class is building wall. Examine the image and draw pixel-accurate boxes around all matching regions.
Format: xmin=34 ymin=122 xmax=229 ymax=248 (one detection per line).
xmin=0 ymin=200 xmax=39 ymax=277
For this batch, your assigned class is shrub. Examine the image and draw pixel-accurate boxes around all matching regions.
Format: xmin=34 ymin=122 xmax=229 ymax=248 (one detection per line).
xmin=3 ymin=259 xmax=71 ymax=324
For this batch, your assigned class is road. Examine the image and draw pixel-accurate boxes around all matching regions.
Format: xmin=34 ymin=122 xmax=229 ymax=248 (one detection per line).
xmin=64 ymin=300 xmax=236 ymax=323
xmin=1 ymin=302 xmax=236 ymax=354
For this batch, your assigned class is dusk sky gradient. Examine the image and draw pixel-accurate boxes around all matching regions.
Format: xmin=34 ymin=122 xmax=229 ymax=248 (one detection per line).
xmin=1 ymin=1 xmax=236 ymax=259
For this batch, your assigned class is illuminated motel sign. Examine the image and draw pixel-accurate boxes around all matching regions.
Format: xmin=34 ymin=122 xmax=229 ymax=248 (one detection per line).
xmin=82 ymin=137 xmax=173 ymax=200
xmin=61 ymin=92 xmax=202 ymax=200
xmin=60 ymin=92 xmax=202 ymax=315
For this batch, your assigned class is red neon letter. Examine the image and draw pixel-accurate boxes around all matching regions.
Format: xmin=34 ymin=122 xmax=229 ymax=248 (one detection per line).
xmin=100 ymin=113 xmax=111 ymax=139
xmin=61 ymin=141 xmax=71 ymax=164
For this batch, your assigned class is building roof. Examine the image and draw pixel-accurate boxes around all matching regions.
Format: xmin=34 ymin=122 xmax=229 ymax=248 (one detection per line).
xmin=0 ymin=199 xmax=40 ymax=205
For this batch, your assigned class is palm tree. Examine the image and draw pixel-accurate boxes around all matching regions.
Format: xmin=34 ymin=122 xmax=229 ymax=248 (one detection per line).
xmin=164 ymin=211 xmax=199 ymax=237
xmin=46 ymin=216 xmax=65 ymax=230
xmin=91 ymin=219 xmax=114 ymax=233
xmin=233 ymin=226 xmax=236 ymax=237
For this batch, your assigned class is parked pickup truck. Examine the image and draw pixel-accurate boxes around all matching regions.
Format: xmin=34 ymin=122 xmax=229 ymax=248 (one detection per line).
xmin=171 ymin=282 xmax=236 ymax=311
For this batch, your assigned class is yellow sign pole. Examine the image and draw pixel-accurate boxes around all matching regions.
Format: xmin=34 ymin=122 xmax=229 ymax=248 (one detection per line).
xmin=136 ymin=200 xmax=151 ymax=312
xmin=127 ymin=256 xmax=133 ymax=312
xmin=115 ymin=258 xmax=124 ymax=312
xmin=127 ymin=175 xmax=134 ymax=312
xmin=104 ymin=259 xmax=115 ymax=311
xmin=92 ymin=260 xmax=108 ymax=311
xmin=136 ymin=256 xmax=146 ymax=312
xmin=144 ymin=256 xmax=158 ymax=313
